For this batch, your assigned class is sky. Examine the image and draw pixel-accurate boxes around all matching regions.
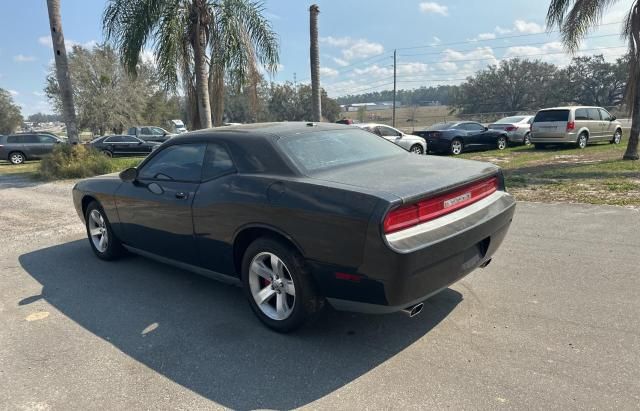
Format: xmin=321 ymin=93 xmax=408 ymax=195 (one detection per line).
xmin=0 ymin=0 xmax=634 ymax=116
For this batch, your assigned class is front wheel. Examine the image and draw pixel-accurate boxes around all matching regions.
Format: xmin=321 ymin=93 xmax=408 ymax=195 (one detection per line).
xmin=242 ymin=237 xmax=323 ymax=332
xmin=409 ymin=144 xmax=424 ymax=155
xmin=611 ymin=129 xmax=622 ymax=144
xmin=576 ymin=133 xmax=588 ymax=149
xmin=85 ymin=201 xmax=125 ymax=260
xmin=497 ymin=135 xmax=508 ymax=150
xmin=9 ymin=151 xmax=26 ymax=165
xmin=450 ymin=138 xmax=463 ymax=155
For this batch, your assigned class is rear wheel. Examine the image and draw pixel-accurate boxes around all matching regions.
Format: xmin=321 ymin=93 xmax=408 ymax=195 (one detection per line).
xmin=523 ymin=133 xmax=531 ymax=146
xmin=409 ymin=144 xmax=424 ymax=155
xmin=497 ymin=135 xmax=508 ymax=150
xmin=241 ymin=237 xmax=323 ymax=332
xmin=101 ymin=150 xmax=113 ymax=157
xmin=9 ymin=151 xmax=26 ymax=165
xmin=85 ymin=201 xmax=125 ymax=260
xmin=576 ymin=132 xmax=588 ymax=149
xmin=450 ymin=138 xmax=463 ymax=155
xmin=611 ymin=129 xmax=622 ymax=144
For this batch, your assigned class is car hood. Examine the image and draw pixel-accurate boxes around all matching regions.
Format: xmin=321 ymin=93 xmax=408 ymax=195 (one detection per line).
xmin=310 ymin=154 xmax=499 ymax=203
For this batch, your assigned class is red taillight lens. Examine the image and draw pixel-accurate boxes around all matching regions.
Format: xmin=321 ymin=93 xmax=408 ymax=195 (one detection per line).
xmin=504 ymin=126 xmax=517 ymax=132
xmin=383 ymin=177 xmax=498 ymax=234
xmin=567 ymin=121 xmax=575 ymax=131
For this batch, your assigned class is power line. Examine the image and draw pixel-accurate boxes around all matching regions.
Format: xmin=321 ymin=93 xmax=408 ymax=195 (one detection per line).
xmin=396 ymin=20 xmax=625 ymax=51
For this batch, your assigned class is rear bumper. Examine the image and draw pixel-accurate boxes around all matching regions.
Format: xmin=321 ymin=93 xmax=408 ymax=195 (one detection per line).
xmin=530 ymin=132 xmax=577 ymax=143
xmin=325 ymin=191 xmax=516 ymax=314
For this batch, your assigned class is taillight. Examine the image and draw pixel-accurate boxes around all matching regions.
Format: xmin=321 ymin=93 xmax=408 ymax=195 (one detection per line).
xmin=504 ymin=126 xmax=517 ymax=132
xmin=567 ymin=121 xmax=575 ymax=131
xmin=383 ymin=177 xmax=498 ymax=234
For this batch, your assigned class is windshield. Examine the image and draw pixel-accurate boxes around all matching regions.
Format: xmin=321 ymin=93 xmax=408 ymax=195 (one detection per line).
xmin=496 ymin=116 xmax=525 ymax=124
xmin=535 ymin=110 xmax=569 ymax=122
xmin=278 ymin=129 xmax=406 ymax=173
xmin=427 ymin=122 xmax=458 ymax=131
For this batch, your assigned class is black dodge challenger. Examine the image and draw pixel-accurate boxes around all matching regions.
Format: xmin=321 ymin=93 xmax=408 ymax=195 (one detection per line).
xmin=72 ymin=122 xmax=515 ymax=332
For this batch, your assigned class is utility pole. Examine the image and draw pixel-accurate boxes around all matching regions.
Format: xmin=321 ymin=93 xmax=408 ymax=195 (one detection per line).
xmin=392 ymin=49 xmax=397 ymax=128
xmin=309 ymin=4 xmax=321 ymax=122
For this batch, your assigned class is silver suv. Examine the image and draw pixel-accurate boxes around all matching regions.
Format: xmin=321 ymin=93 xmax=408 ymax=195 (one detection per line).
xmin=530 ymin=106 xmax=623 ymax=149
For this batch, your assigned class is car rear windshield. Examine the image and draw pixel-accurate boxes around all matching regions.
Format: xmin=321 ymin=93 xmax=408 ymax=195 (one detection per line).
xmin=496 ymin=116 xmax=525 ymax=124
xmin=534 ymin=110 xmax=569 ymax=122
xmin=427 ymin=122 xmax=458 ymax=131
xmin=278 ymin=129 xmax=406 ymax=173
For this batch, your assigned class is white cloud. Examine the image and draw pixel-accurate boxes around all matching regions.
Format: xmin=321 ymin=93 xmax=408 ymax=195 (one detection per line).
xmin=38 ymin=36 xmax=51 ymax=46
xmin=514 ymin=19 xmax=545 ymax=34
xmin=38 ymin=35 xmax=97 ymax=51
xmin=332 ymin=57 xmax=349 ymax=67
xmin=477 ymin=33 xmax=496 ymax=40
xmin=319 ymin=67 xmax=339 ymax=77
xmin=33 ymin=91 xmax=45 ymax=97
xmin=504 ymin=41 xmax=563 ymax=58
xmin=8 ymin=90 xmax=19 ymax=96
xmin=431 ymin=36 xmax=442 ymax=45
xmin=321 ymin=36 xmax=384 ymax=61
xmin=437 ymin=62 xmax=458 ymax=72
xmin=14 ymin=54 xmax=37 ymax=62
xmin=495 ymin=26 xmax=512 ymax=35
xmin=419 ymin=2 xmax=448 ymax=16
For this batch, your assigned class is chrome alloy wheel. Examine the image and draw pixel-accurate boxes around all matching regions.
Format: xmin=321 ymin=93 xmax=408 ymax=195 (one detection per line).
xmin=10 ymin=153 xmax=25 ymax=164
xmin=249 ymin=252 xmax=296 ymax=321
xmin=410 ymin=145 xmax=424 ymax=154
xmin=88 ymin=209 xmax=109 ymax=253
xmin=497 ymin=136 xmax=507 ymax=150
xmin=451 ymin=140 xmax=463 ymax=155
xmin=613 ymin=130 xmax=622 ymax=144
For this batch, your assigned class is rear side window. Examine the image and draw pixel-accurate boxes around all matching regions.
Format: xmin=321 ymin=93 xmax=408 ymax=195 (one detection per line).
xmin=139 ymin=144 xmax=206 ymax=182
xmin=534 ymin=110 xmax=569 ymax=122
xmin=202 ymin=143 xmax=235 ymax=180
xmin=575 ymin=109 xmax=589 ymax=120
xmin=7 ymin=136 xmax=20 ymax=143
xmin=38 ymin=135 xmax=57 ymax=143
xmin=104 ymin=136 xmax=123 ymax=143
xmin=587 ymin=108 xmax=601 ymax=121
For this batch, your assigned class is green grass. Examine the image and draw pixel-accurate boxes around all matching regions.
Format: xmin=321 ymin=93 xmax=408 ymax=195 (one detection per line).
xmin=459 ymin=135 xmax=640 ymax=207
xmin=0 ymin=156 xmax=142 ymax=180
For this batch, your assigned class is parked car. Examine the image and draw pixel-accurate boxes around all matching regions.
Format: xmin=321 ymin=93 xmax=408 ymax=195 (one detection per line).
xmin=127 ymin=126 xmax=173 ymax=143
xmin=530 ymin=106 xmax=623 ymax=149
xmin=356 ymin=123 xmax=427 ymax=154
xmin=72 ymin=122 xmax=515 ymax=332
xmin=488 ymin=116 xmax=534 ymax=145
xmin=0 ymin=133 xmax=64 ymax=165
xmin=89 ymin=135 xmax=160 ymax=157
xmin=415 ymin=121 xmax=509 ymax=155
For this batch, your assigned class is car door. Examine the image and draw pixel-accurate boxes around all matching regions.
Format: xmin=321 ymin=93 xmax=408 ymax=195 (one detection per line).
xmin=119 ymin=135 xmax=145 ymax=155
xmin=37 ymin=135 xmax=59 ymax=155
xmin=115 ymin=143 xmax=206 ymax=264
xmin=587 ymin=108 xmax=604 ymax=140
xmin=192 ymin=143 xmax=238 ymax=273
xmin=20 ymin=135 xmax=43 ymax=158
xmin=102 ymin=136 xmax=127 ymax=155
xmin=599 ymin=108 xmax=616 ymax=139
xmin=377 ymin=125 xmax=405 ymax=149
xmin=460 ymin=123 xmax=484 ymax=147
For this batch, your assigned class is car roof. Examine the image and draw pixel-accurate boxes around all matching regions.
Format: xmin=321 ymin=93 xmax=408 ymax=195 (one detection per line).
xmin=172 ymin=122 xmax=351 ymax=143
xmin=538 ymin=106 xmax=604 ymax=111
xmin=355 ymin=123 xmax=396 ymax=128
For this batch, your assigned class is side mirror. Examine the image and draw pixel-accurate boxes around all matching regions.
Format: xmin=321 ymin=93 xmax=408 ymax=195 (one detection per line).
xmin=484 ymin=126 xmax=489 ymax=131
xmin=119 ymin=167 xmax=138 ymax=182
xmin=611 ymin=115 xmax=617 ymax=121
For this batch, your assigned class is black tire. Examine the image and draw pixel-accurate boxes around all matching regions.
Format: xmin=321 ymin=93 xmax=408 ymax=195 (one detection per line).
xmin=497 ymin=135 xmax=508 ymax=150
xmin=576 ymin=132 xmax=588 ymax=149
xmin=450 ymin=138 xmax=463 ymax=155
xmin=523 ymin=133 xmax=531 ymax=146
xmin=102 ymin=150 xmax=113 ymax=157
xmin=611 ymin=129 xmax=622 ymax=144
xmin=241 ymin=237 xmax=324 ymax=332
xmin=8 ymin=151 xmax=26 ymax=165
xmin=534 ymin=143 xmax=547 ymax=150
xmin=84 ymin=201 xmax=125 ymax=260
xmin=409 ymin=144 xmax=424 ymax=155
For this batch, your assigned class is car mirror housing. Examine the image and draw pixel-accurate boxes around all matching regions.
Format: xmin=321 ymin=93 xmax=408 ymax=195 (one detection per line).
xmin=120 ymin=167 xmax=138 ymax=182
xmin=611 ymin=115 xmax=617 ymax=121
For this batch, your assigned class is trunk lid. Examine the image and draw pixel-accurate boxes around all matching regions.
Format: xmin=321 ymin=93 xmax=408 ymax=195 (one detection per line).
xmin=310 ymin=155 xmax=500 ymax=203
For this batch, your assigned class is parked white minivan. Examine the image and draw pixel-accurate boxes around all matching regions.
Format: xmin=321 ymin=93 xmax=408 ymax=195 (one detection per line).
xmin=530 ymin=106 xmax=623 ymax=149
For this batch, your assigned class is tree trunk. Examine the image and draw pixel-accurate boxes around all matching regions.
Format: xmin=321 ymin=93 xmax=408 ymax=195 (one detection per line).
xmin=624 ymin=81 xmax=640 ymax=160
xmin=309 ymin=5 xmax=321 ymax=122
xmin=209 ymin=63 xmax=225 ymax=126
xmin=46 ymin=0 xmax=79 ymax=143
xmin=192 ymin=3 xmax=212 ymax=129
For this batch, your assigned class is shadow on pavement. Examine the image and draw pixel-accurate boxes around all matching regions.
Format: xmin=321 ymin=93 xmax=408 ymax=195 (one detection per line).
xmin=19 ymin=239 xmax=462 ymax=410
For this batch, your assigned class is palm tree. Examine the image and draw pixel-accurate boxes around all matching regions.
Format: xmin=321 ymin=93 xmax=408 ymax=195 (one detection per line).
xmin=46 ymin=0 xmax=79 ymax=143
xmin=309 ymin=4 xmax=321 ymax=122
xmin=208 ymin=0 xmax=279 ymax=126
xmin=547 ymin=0 xmax=639 ymax=160
xmin=103 ymin=0 xmax=278 ymax=130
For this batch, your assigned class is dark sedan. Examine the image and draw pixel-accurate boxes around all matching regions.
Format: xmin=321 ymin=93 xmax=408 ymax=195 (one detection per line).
xmin=72 ymin=122 xmax=515 ymax=332
xmin=89 ymin=135 xmax=161 ymax=157
xmin=416 ymin=121 xmax=509 ymax=155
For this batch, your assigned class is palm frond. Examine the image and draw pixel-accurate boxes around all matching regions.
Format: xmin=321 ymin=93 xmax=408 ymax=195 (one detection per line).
xmin=547 ymin=0 xmax=619 ymax=51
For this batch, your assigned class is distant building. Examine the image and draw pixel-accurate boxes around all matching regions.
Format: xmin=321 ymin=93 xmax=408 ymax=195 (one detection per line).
xmin=341 ymin=101 xmax=402 ymax=112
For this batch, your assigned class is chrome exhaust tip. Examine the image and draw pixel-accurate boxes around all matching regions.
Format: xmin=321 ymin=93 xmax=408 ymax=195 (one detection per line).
xmin=401 ymin=303 xmax=424 ymax=318
xmin=480 ymin=258 xmax=492 ymax=268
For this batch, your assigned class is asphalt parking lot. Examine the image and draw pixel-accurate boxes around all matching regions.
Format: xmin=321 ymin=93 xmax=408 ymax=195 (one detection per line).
xmin=0 ymin=174 xmax=639 ymax=410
